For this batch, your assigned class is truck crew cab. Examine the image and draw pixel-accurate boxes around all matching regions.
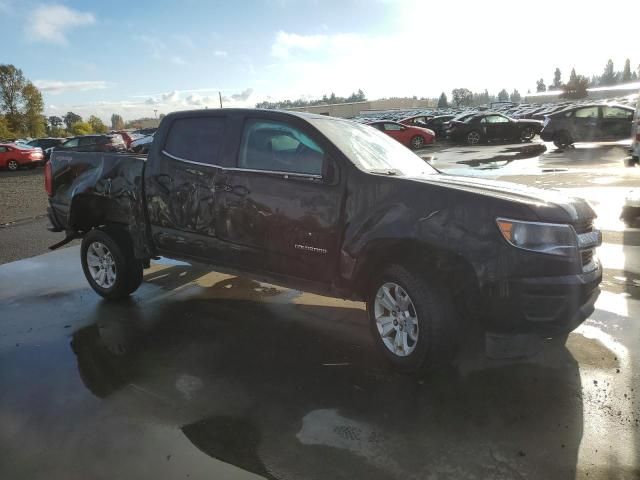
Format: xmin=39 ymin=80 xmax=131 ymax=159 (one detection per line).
xmin=45 ymin=109 xmax=602 ymax=371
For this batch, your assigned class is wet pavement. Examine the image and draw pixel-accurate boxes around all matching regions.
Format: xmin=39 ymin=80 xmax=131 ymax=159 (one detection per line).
xmin=1 ymin=141 xmax=639 ymax=479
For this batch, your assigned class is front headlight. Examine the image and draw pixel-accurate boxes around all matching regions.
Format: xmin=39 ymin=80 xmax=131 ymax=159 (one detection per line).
xmin=496 ymin=218 xmax=577 ymax=257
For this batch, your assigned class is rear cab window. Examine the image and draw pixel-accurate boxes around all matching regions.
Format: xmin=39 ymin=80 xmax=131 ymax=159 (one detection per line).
xmin=163 ymin=116 xmax=228 ymax=165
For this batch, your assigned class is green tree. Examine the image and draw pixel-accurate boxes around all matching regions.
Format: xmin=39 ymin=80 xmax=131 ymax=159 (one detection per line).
xmin=0 ymin=64 xmax=27 ymax=133
xmin=0 ymin=115 xmax=15 ymax=138
xmin=622 ymin=59 xmax=632 ymax=83
xmin=111 ymin=113 xmax=124 ymax=130
xmin=552 ymin=68 xmax=562 ymax=89
xmin=509 ymin=89 xmax=521 ymax=103
xmin=536 ymin=78 xmax=546 ymax=92
xmin=497 ymin=89 xmax=509 ymax=102
xmin=600 ymin=59 xmax=616 ymax=86
xmin=632 ymin=71 xmax=639 ymax=81
xmin=64 ymin=112 xmax=82 ymax=130
xmin=88 ymin=115 xmax=107 ymax=133
xmin=22 ymin=82 xmax=45 ymax=137
xmin=451 ymin=88 xmax=473 ymax=107
xmin=561 ymin=68 xmax=589 ymax=99
xmin=437 ymin=92 xmax=448 ymax=108
xmin=70 ymin=121 xmax=93 ymax=135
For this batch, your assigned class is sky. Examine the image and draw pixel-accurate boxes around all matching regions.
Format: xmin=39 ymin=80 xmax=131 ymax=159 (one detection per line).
xmin=1 ymin=0 xmax=639 ymax=122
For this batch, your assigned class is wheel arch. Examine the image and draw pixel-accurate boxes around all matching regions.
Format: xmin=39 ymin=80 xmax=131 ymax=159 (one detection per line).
xmin=69 ymin=194 xmax=153 ymax=259
xmin=351 ymin=239 xmax=481 ymax=310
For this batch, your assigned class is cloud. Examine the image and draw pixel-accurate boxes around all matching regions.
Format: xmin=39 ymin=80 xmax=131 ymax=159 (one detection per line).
xmin=271 ymin=31 xmax=327 ymax=58
xmin=30 ymin=4 xmax=95 ymax=45
xmin=34 ymin=80 xmax=109 ymax=93
xmin=170 ymin=56 xmax=187 ymax=65
xmin=213 ymin=50 xmax=227 ymax=57
xmin=231 ymin=88 xmax=253 ymax=101
xmin=171 ymin=34 xmax=194 ymax=49
xmin=161 ymin=91 xmax=180 ymax=103
xmin=134 ymin=34 xmax=165 ymax=58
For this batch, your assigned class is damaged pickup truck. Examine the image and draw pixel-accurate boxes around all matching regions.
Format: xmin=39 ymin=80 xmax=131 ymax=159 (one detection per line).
xmin=45 ymin=109 xmax=602 ymax=371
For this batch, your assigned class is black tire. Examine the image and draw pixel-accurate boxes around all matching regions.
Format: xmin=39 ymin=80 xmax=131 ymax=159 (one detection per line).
xmin=81 ymin=227 xmax=143 ymax=300
xmin=410 ymin=135 xmax=425 ymax=150
xmin=466 ymin=130 xmax=482 ymax=145
xmin=6 ymin=159 xmax=19 ymax=171
xmin=520 ymin=127 xmax=535 ymax=142
xmin=553 ymin=132 xmax=572 ymax=149
xmin=366 ymin=264 xmax=457 ymax=372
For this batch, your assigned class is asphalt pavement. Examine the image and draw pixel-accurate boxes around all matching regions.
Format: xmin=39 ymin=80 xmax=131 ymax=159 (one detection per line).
xmin=0 ymin=140 xmax=639 ymax=479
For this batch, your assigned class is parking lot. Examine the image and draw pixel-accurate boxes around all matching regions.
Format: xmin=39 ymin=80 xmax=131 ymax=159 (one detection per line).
xmin=0 ymin=139 xmax=638 ymax=479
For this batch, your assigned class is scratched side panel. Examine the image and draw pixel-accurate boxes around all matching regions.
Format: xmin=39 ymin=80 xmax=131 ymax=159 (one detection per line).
xmin=339 ymin=172 xmax=580 ymax=289
xmin=49 ymin=152 xmax=150 ymax=257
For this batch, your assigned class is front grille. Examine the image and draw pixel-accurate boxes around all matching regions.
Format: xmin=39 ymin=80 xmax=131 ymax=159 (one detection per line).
xmin=581 ymin=249 xmax=593 ymax=266
xmin=573 ymin=219 xmax=594 ymax=234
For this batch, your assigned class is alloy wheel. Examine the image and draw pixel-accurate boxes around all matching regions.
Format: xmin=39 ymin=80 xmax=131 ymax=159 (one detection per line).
xmin=467 ymin=131 xmax=480 ymax=145
xmin=374 ymin=282 xmax=420 ymax=357
xmin=86 ymin=241 xmax=117 ymax=288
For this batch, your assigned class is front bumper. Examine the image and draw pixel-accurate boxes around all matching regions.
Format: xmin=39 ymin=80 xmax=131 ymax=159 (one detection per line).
xmin=485 ymin=262 xmax=602 ymax=337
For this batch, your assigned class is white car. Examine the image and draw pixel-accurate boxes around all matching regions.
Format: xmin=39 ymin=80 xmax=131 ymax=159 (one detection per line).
xmin=130 ymin=133 xmax=154 ymax=153
xmin=631 ymin=94 xmax=640 ymax=165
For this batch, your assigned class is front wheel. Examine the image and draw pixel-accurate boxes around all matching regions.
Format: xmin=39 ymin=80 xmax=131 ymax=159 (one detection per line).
xmin=81 ymin=227 xmax=143 ymax=300
xmin=466 ymin=130 xmax=482 ymax=145
xmin=410 ymin=135 xmax=425 ymax=149
xmin=553 ymin=132 xmax=572 ymax=149
xmin=367 ymin=265 xmax=457 ymax=372
xmin=520 ymin=127 xmax=535 ymax=142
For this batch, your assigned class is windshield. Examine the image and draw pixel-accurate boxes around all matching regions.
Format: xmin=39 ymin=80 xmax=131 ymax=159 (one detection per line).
xmin=309 ymin=117 xmax=438 ymax=177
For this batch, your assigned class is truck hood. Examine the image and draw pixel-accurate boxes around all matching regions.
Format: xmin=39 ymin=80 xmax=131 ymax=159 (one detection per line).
xmin=407 ymin=174 xmax=595 ymax=223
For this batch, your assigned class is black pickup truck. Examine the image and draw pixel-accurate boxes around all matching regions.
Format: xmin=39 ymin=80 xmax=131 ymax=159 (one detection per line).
xmin=45 ymin=109 xmax=602 ymax=371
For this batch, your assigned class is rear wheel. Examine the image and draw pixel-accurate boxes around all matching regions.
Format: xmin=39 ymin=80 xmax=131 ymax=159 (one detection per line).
xmin=410 ymin=135 xmax=425 ymax=149
xmin=466 ymin=130 xmax=482 ymax=145
xmin=367 ymin=265 xmax=457 ymax=372
xmin=81 ymin=227 xmax=143 ymax=300
xmin=6 ymin=160 xmax=19 ymax=171
xmin=553 ymin=131 xmax=572 ymax=149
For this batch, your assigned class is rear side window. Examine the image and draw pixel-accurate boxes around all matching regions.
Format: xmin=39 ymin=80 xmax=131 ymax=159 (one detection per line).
xmin=79 ymin=137 xmax=96 ymax=146
xmin=164 ymin=117 xmax=227 ymax=165
xmin=575 ymin=107 xmax=599 ymax=118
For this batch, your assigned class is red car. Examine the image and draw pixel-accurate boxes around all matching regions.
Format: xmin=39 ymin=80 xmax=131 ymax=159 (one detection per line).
xmin=368 ymin=120 xmax=435 ymax=149
xmin=0 ymin=143 xmax=44 ymax=171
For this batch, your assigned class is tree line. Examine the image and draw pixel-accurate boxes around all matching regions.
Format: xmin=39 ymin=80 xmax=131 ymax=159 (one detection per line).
xmin=0 ymin=63 xmax=112 ymax=139
xmin=255 ymin=89 xmax=366 ymax=109
xmin=535 ymin=58 xmax=639 ymax=93
xmin=0 ymin=65 xmax=45 ymax=139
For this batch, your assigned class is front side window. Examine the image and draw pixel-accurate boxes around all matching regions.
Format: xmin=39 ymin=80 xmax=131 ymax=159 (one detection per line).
xmin=164 ymin=116 xmax=227 ymax=165
xmin=602 ymin=106 xmax=633 ymax=120
xmin=62 ymin=138 xmax=79 ymax=148
xmin=238 ymin=119 xmax=324 ymax=176
xmin=486 ymin=115 xmax=509 ymax=123
xmin=384 ymin=123 xmax=403 ymax=131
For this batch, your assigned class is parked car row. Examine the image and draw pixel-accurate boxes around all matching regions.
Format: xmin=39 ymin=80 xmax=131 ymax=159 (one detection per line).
xmin=355 ymin=94 xmax=637 ymax=148
xmin=0 ymin=143 xmax=44 ymax=171
xmin=0 ymin=128 xmax=158 ymax=170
